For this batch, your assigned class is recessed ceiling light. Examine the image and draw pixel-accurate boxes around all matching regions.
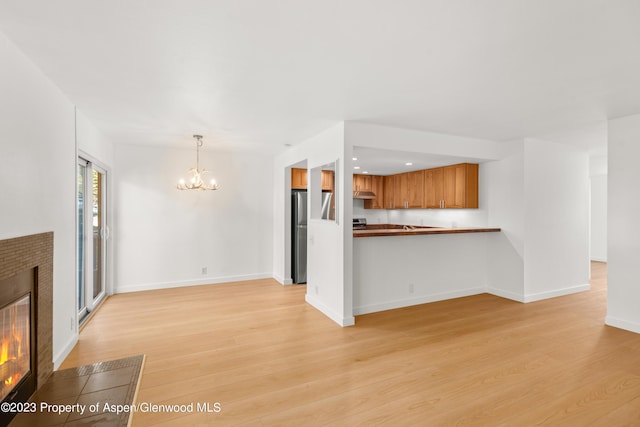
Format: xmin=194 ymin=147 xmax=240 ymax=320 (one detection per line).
xmin=352 ymin=157 xmax=358 ymax=161
xmin=363 ymin=171 xmax=369 ymax=174
xmin=354 ymin=166 xmax=360 ymax=170
xmin=405 ymin=162 xmax=413 ymax=166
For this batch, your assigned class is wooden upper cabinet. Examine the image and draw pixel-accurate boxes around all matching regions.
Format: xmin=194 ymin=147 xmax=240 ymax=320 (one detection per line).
xmin=393 ymin=172 xmax=406 ymax=208
xmin=392 ymin=170 xmax=424 ymax=209
xmin=321 ymin=170 xmax=334 ymax=192
xmin=364 ymin=175 xmax=385 ymax=209
xmin=383 ymin=175 xmax=395 ymax=209
xmin=442 ymin=163 xmax=478 ymax=209
xmin=407 ymin=170 xmax=424 ymax=208
xmin=291 ymin=168 xmax=307 ymax=189
xmin=424 ymin=167 xmax=444 ymax=208
xmin=348 ymin=163 xmax=478 ymax=210
xmin=352 ymin=174 xmax=372 ymax=192
xmin=406 ymin=170 xmax=425 ymax=208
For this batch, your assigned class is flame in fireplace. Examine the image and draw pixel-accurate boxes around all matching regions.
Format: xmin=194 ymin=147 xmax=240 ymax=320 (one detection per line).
xmin=1 ymin=329 xmax=25 ymax=387
xmin=0 ymin=340 xmax=8 ymax=365
xmin=1 ymin=295 xmax=30 ymax=401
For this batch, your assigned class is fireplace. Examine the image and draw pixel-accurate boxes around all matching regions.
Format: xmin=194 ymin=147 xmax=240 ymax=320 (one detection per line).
xmin=0 ymin=296 xmax=31 ymax=397
xmin=0 ymin=233 xmax=53 ymax=425
xmin=0 ymin=269 xmax=37 ymax=412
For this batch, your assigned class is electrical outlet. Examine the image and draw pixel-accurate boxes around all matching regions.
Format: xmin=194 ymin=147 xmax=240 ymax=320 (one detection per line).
xmin=70 ymin=317 xmax=74 ymax=331
xmin=409 ymin=283 xmax=414 ymax=294
xmin=202 ymin=267 xmax=207 ymax=275
xmin=315 ymin=285 xmax=319 ymax=295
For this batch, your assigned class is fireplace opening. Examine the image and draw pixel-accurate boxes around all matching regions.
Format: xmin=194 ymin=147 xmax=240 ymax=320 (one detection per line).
xmin=0 ymin=268 xmax=37 ymax=425
xmin=1 ymin=294 xmax=31 ymax=401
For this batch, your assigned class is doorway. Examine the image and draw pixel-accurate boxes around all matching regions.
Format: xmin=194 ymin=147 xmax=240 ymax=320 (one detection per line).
xmin=77 ymin=157 xmax=108 ymax=323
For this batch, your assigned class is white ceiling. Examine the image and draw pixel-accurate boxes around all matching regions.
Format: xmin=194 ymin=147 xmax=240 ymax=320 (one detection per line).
xmin=352 ymin=147 xmax=483 ymax=176
xmin=1 ymin=1 xmax=637 ymax=154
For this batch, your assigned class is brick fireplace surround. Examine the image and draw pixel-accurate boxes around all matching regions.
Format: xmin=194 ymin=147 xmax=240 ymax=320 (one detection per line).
xmin=0 ymin=232 xmax=54 ymax=390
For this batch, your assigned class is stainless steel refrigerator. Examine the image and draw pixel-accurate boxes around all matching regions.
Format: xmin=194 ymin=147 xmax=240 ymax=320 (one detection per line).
xmin=292 ymin=190 xmax=333 ymax=284
xmin=292 ymin=190 xmax=308 ymax=284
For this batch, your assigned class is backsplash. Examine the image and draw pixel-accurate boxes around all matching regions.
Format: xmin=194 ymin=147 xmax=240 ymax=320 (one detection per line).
xmin=352 ymin=199 xmax=488 ymax=227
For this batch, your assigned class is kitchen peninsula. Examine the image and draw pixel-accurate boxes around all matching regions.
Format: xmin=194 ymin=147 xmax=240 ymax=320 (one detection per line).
xmin=350 ymin=160 xmax=505 ymax=316
xmin=354 ymin=224 xmax=500 ymax=237
xmin=352 ymin=224 xmax=502 ymax=316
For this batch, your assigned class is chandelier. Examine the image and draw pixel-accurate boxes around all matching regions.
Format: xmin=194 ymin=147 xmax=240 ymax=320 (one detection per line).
xmin=177 ymin=135 xmax=219 ymax=191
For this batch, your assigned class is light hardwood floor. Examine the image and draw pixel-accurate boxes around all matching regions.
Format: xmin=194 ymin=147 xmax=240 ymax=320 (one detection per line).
xmin=61 ymin=262 xmax=640 ymax=426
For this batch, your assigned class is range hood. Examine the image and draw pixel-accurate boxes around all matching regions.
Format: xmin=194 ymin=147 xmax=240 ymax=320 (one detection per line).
xmin=353 ymin=190 xmax=376 ymax=200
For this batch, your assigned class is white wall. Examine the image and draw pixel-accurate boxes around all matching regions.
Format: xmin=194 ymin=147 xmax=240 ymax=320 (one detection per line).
xmin=353 ymin=233 xmax=490 ymax=314
xmin=523 ymin=139 xmax=590 ymax=300
xmin=590 ymin=154 xmax=607 ymax=262
xmin=485 ymin=142 xmax=526 ymax=300
xmin=273 ymin=123 xmax=353 ymax=326
xmin=351 ymin=199 xmax=388 ymax=225
xmin=76 ymin=109 xmax=116 ymax=299
xmin=113 ymin=143 xmax=273 ymax=292
xmin=76 ymin=109 xmax=115 ymax=166
xmin=0 ymin=31 xmax=77 ymax=368
xmin=607 ymin=114 xmax=640 ymax=334
xmin=590 ymin=175 xmax=607 ymax=262
xmin=485 ymin=139 xmax=590 ymax=302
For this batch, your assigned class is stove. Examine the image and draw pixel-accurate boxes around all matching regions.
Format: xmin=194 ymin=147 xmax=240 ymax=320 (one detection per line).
xmin=353 ymin=218 xmax=367 ymax=230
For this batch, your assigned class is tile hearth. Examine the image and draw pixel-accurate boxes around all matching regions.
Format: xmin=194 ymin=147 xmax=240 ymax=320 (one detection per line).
xmin=10 ymin=355 xmax=145 ymax=427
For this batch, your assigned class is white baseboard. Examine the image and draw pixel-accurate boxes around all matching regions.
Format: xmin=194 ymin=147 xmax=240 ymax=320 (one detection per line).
xmin=522 ymin=283 xmax=590 ymax=303
xmin=353 ymin=287 xmax=485 ymax=316
xmin=605 ymin=316 xmax=640 ymax=335
xmin=305 ymin=294 xmax=355 ymax=327
xmin=590 ymin=257 xmax=607 ymax=263
xmin=486 ymin=288 xmax=526 ymax=303
xmin=53 ymin=333 xmax=78 ymax=370
xmin=114 ymin=273 xmax=273 ymax=294
xmin=273 ymin=273 xmax=293 ymax=285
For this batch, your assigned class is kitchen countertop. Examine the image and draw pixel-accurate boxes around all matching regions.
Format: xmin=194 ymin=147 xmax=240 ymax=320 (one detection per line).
xmin=353 ymin=224 xmax=501 ymax=237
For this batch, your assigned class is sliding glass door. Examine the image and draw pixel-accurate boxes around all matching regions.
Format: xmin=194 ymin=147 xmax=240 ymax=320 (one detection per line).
xmin=77 ymin=157 xmax=108 ymax=322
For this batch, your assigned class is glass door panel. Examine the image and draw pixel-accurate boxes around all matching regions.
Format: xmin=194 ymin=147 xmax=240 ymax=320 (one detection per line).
xmin=92 ymin=168 xmax=104 ymax=299
xmin=77 ymin=162 xmax=87 ymax=318
xmin=77 ymin=158 xmax=107 ymax=323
